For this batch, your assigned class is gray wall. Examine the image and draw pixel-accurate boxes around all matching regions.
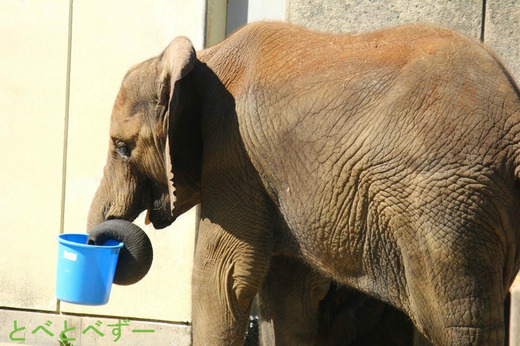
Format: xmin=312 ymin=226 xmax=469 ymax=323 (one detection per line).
xmin=287 ymin=0 xmax=520 ymax=84
xmin=485 ymin=1 xmax=520 ymax=85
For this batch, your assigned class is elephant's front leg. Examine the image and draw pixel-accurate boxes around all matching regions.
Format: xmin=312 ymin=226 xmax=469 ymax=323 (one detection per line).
xmin=192 ymin=216 xmax=273 ymax=345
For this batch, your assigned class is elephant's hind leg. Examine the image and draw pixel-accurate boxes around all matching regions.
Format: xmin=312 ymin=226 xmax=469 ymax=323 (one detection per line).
xmin=401 ymin=229 xmax=507 ymax=345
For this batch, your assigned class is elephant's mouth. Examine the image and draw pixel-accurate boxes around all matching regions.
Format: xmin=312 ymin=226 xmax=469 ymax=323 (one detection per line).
xmin=141 ymin=182 xmax=175 ymax=229
xmin=144 ymin=204 xmax=174 ymax=230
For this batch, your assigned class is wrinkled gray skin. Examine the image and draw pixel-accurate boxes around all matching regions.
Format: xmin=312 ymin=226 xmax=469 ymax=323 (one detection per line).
xmin=88 ymin=22 xmax=520 ymax=345
xmin=258 ymin=256 xmax=415 ymax=345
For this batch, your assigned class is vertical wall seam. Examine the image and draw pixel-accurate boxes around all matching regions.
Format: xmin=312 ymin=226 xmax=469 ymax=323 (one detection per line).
xmin=60 ymin=0 xmax=73 ymax=236
xmin=205 ymin=0 xmax=227 ymax=48
xmin=58 ymin=0 xmax=74 ymax=313
xmin=204 ymin=0 xmax=210 ymax=48
xmin=480 ymin=0 xmax=487 ymax=42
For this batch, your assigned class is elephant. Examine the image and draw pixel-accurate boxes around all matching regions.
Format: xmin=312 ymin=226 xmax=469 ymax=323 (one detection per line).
xmin=87 ymin=21 xmax=520 ymax=345
xmin=258 ymin=256 xmax=416 ymax=345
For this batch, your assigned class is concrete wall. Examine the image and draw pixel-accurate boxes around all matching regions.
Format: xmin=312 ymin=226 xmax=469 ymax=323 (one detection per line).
xmin=1 ymin=0 xmax=205 ymax=344
xmin=226 ymin=0 xmax=287 ymax=36
xmin=485 ymin=1 xmax=520 ymax=85
xmin=288 ymin=0 xmax=483 ymax=37
xmin=1 ymin=1 xmax=70 ymax=313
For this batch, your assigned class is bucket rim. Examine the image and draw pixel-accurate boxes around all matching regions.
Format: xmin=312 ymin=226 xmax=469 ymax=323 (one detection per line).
xmin=57 ymin=233 xmax=124 ymax=249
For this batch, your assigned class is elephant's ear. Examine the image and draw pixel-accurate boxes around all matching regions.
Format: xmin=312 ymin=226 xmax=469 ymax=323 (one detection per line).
xmin=158 ymin=37 xmax=197 ymax=214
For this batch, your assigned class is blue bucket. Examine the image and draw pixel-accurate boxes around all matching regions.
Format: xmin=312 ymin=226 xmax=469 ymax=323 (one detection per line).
xmin=56 ymin=233 xmax=123 ymax=305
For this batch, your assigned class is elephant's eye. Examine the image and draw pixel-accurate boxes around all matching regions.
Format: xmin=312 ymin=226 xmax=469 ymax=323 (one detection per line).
xmin=115 ymin=140 xmax=131 ymax=159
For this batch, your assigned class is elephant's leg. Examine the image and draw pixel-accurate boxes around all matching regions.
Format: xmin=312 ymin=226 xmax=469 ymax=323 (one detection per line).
xmin=403 ymin=233 xmax=507 ymax=345
xmin=257 ymin=256 xmax=330 ymax=346
xmin=258 ymin=256 xmax=414 ymax=346
xmin=419 ymin=290 xmax=505 ymax=344
xmin=191 ymin=210 xmax=273 ymax=345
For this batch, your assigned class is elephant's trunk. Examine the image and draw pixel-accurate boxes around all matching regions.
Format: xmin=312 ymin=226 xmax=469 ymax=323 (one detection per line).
xmin=87 ymin=182 xmax=109 ymax=232
xmin=87 ymin=161 xmax=148 ymax=232
xmin=87 ymin=219 xmax=153 ymax=285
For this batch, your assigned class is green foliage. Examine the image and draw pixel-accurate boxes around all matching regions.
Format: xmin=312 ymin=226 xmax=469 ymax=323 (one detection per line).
xmin=58 ymin=334 xmax=73 ymax=346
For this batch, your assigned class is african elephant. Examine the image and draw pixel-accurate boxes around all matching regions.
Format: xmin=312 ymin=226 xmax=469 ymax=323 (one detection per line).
xmin=87 ymin=21 xmax=520 ymax=345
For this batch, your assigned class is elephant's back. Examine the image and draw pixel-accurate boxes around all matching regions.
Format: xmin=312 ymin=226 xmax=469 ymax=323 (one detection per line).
xmin=233 ymin=22 xmax=520 ymax=186
xmin=227 ymin=21 xmax=520 ymax=153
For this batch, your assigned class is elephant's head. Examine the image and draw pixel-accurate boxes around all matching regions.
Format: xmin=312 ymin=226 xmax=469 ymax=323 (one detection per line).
xmin=87 ymin=36 xmax=202 ymax=232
